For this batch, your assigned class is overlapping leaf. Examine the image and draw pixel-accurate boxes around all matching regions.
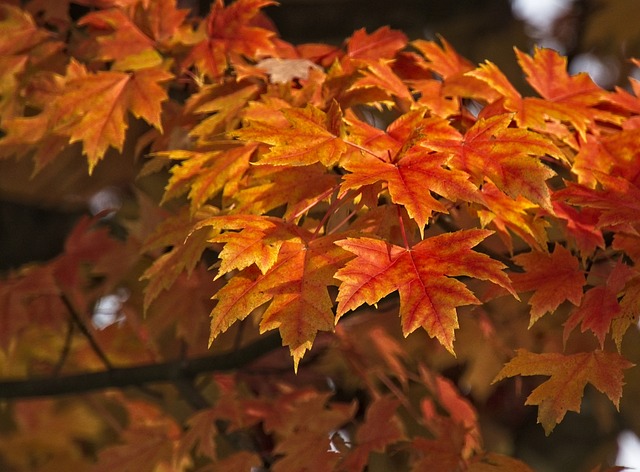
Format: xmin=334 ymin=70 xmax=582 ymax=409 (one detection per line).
xmin=341 ymin=114 xmax=481 ymax=234
xmin=421 ymin=113 xmax=561 ymax=210
xmin=201 ymin=218 xmax=353 ymax=370
xmin=233 ymin=102 xmax=348 ymax=166
xmin=335 ymin=230 xmax=516 ymax=354
xmin=184 ymin=0 xmax=277 ymax=79
xmin=563 ymin=263 xmax=636 ymax=348
xmin=511 ymin=244 xmax=585 ymax=326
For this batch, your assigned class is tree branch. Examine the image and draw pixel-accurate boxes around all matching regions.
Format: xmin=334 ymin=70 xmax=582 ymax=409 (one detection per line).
xmin=0 ymin=333 xmax=282 ymax=400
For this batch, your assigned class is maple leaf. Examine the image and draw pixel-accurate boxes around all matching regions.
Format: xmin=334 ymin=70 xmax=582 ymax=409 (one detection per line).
xmin=160 ymin=144 xmax=256 ymax=214
xmin=140 ymin=206 xmax=218 ymax=309
xmin=335 ymin=230 xmax=515 ymax=354
xmin=232 ymin=163 xmax=339 ymax=220
xmin=555 ymin=173 xmax=640 ymax=230
xmin=493 ymin=349 xmax=634 ymax=435
xmin=572 ymin=129 xmax=640 ymax=188
xmin=422 ymin=113 xmax=561 ymax=210
xmin=206 ymin=227 xmax=353 ymax=370
xmin=563 ymin=262 xmax=635 ymax=348
xmin=49 ymin=61 xmax=172 ymax=172
xmin=468 ymin=49 xmax=618 ymax=140
xmin=341 ymin=147 xmax=479 ymax=235
xmin=348 ymin=60 xmax=413 ymax=104
xmin=612 ymin=275 xmax=640 ymax=351
xmin=511 ymin=244 xmax=585 ymax=327
xmin=338 ymin=396 xmax=406 ymax=471
xmin=477 ymin=181 xmax=549 ymax=252
xmin=187 ymin=80 xmax=262 ymax=143
xmin=261 ymin=390 xmax=355 ymax=472
xmin=345 ymin=26 xmax=407 ymax=60
xmin=0 ymin=4 xmax=51 ymax=56
xmin=232 ymin=102 xmax=348 ymax=167
xmin=78 ymin=8 xmax=159 ymax=69
xmin=552 ymin=201 xmax=605 ymax=258
xmin=133 ymin=0 xmax=190 ymax=44
xmin=184 ymin=0 xmax=276 ymax=79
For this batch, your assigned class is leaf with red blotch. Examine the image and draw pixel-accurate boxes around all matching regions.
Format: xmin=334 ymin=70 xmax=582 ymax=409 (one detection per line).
xmin=206 ymin=228 xmax=353 ymax=370
xmin=233 ymin=102 xmax=348 ymax=166
xmin=335 ymin=230 xmax=515 ymax=354
xmin=511 ymin=244 xmax=585 ymax=327
xmin=563 ymin=262 xmax=636 ymax=348
xmin=493 ymin=349 xmax=634 ymax=435
xmin=555 ymin=173 xmax=640 ymax=230
xmin=423 ymin=113 xmax=561 ymax=211
xmin=345 ymin=26 xmax=407 ymax=60
xmin=184 ymin=0 xmax=277 ymax=79
xmin=338 ymin=396 xmax=406 ymax=471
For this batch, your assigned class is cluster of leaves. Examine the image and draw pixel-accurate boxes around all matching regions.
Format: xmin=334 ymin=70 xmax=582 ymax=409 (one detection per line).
xmin=1 ymin=0 xmax=639 ymax=470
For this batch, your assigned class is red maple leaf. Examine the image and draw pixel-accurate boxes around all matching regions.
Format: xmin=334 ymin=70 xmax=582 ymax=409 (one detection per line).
xmin=511 ymin=244 xmax=585 ymax=326
xmin=335 ymin=229 xmax=515 ymax=354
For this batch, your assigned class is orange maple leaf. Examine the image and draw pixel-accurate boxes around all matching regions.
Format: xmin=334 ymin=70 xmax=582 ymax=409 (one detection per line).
xmin=78 ymin=8 xmax=157 ymax=67
xmin=563 ymin=262 xmax=636 ymax=348
xmin=477 ymin=182 xmax=549 ymax=252
xmin=0 ymin=4 xmax=51 ymax=56
xmin=206 ymin=226 xmax=352 ymax=370
xmin=184 ymin=0 xmax=276 ymax=79
xmin=346 ymin=26 xmax=407 ymax=61
xmin=232 ymin=163 xmax=339 ymax=220
xmin=493 ymin=349 xmax=634 ymax=435
xmin=50 ymin=61 xmax=172 ymax=172
xmin=511 ymin=244 xmax=585 ymax=327
xmin=335 ymin=229 xmax=515 ymax=354
xmin=140 ymin=207 xmax=218 ymax=309
xmin=341 ymin=141 xmax=480 ymax=235
xmin=612 ymin=275 xmax=640 ymax=351
xmin=422 ymin=113 xmax=561 ymax=210
xmin=160 ymin=144 xmax=256 ymax=214
xmin=555 ymin=173 xmax=640 ymax=230
xmin=233 ymin=102 xmax=348 ymax=166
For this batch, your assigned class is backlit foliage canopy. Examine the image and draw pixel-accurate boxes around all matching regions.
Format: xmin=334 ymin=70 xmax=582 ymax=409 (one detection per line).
xmin=0 ymin=1 xmax=639 ymax=470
